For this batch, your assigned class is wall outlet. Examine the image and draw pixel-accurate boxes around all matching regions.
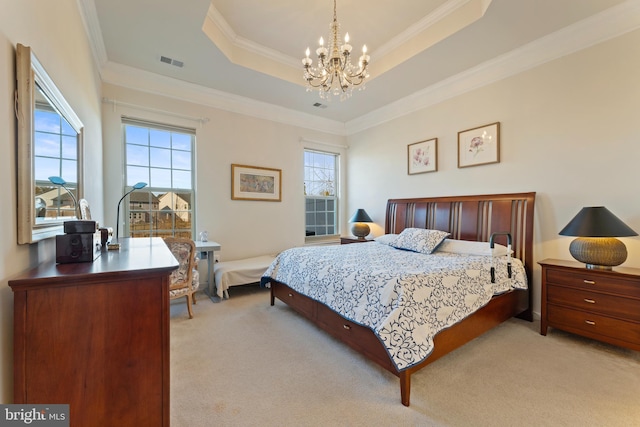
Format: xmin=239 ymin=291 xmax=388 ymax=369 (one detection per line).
xmin=214 ymin=254 xmax=220 ymax=263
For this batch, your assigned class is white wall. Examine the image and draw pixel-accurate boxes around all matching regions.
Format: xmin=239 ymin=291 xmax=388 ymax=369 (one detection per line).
xmin=101 ymin=84 xmax=348 ymax=262
xmin=346 ymin=29 xmax=640 ymax=317
xmin=0 ymin=0 xmax=103 ymax=403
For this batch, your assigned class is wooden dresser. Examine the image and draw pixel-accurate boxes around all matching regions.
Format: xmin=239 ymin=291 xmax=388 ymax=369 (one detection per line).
xmin=9 ymin=238 xmax=178 ymax=427
xmin=539 ymin=258 xmax=640 ymax=351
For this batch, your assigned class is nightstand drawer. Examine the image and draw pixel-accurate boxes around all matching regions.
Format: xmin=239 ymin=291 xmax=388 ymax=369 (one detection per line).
xmin=547 ymin=304 xmax=640 ymax=345
xmin=547 ymin=285 xmax=640 ymax=322
xmin=546 ymin=268 xmax=640 ymax=296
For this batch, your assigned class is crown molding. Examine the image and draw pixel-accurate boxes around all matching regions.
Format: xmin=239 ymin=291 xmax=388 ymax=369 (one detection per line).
xmin=345 ymin=0 xmax=640 ymax=135
xmin=203 ymin=4 xmax=300 ymax=69
xmin=100 ymin=61 xmax=346 ymax=135
xmin=375 ymin=0 xmax=490 ymax=59
xmin=76 ymin=0 xmax=108 ymax=70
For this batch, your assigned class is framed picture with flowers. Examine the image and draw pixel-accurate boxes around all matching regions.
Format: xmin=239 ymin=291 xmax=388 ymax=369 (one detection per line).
xmin=408 ymin=138 xmax=437 ymax=175
xmin=458 ymin=122 xmax=500 ymax=168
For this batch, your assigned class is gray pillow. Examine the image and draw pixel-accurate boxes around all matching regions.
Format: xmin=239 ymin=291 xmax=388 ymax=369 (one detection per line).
xmin=391 ymin=228 xmax=450 ymax=254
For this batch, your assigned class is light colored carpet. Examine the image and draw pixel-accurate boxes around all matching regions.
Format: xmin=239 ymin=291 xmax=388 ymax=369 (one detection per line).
xmin=170 ymin=285 xmax=640 ymax=427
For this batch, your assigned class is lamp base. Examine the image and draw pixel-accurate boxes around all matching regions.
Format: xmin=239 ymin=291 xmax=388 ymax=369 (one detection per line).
xmin=585 ymin=264 xmax=613 ymax=271
xmin=569 ymin=237 xmax=627 ymax=270
xmin=351 ymin=223 xmax=370 ymax=240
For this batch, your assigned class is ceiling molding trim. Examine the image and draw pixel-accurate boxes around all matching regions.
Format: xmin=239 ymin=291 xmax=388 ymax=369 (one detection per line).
xmin=345 ymin=0 xmax=640 ymax=135
xmin=375 ymin=0 xmax=484 ymax=58
xmin=373 ymin=0 xmax=490 ymax=77
xmin=76 ymin=0 xmax=108 ymax=70
xmin=203 ymin=5 xmax=300 ymax=72
xmin=101 ymin=62 xmax=347 ymax=135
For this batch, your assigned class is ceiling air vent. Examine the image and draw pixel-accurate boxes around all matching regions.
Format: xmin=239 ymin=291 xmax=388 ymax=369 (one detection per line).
xmin=313 ymin=102 xmax=327 ymax=109
xmin=160 ymin=55 xmax=184 ymax=68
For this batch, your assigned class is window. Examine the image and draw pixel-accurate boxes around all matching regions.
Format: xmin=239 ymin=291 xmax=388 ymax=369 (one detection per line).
xmin=304 ymin=149 xmax=339 ymax=238
xmin=123 ymin=118 xmax=195 ymax=239
xmin=34 ymin=100 xmax=79 ymax=219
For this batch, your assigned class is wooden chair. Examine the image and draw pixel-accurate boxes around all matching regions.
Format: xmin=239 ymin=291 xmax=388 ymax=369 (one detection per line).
xmin=164 ymin=237 xmax=200 ymax=318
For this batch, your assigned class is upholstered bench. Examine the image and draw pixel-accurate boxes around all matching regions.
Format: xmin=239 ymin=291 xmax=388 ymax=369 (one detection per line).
xmin=213 ymin=255 xmax=276 ymax=298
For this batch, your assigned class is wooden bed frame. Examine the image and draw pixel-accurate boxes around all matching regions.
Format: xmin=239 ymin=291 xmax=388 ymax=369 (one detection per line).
xmin=269 ymin=192 xmax=536 ymax=406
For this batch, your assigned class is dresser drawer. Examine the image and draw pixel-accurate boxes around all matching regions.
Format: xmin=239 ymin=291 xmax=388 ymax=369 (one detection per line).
xmin=546 ymin=268 xmax=640 ymax=296
xmin=547 ymin=285 xmax=640 ymax=322
xmin=547 ymin=304 xmax=640 ymax=346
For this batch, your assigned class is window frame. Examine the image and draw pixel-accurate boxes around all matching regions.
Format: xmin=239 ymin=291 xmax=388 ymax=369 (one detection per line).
xmin=122 ymin=117 xmax=196 ymax=239
xmin=304 ymin=148 xmax=340 ymax=242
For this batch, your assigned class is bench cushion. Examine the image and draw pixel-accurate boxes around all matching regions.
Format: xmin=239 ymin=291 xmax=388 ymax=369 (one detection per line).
xmin=213 ymin=255 xmax=275 ymax=298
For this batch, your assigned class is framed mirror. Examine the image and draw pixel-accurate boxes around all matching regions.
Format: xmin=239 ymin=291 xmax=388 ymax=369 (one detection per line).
xmin=16 ymin=44 xmax=84 ymax=244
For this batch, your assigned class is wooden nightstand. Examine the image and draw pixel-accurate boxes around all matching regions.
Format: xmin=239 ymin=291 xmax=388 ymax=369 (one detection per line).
xmin=340 ymin=237 xmax=373 ymax=245
xmin=539 ymin=258 xmax=640 ymax=351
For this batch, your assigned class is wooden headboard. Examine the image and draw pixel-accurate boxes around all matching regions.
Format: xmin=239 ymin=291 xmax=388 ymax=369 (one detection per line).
xmin=385 ymin=192 xmax=536 ymax=319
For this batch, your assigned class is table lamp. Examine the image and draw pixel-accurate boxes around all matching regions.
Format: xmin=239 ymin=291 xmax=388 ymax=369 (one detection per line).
xmin=559 ymin=206 xmax=638 ymax=270
xmin=349 ymin=209 xmax=373 ymax=240
xmin=111 ymin=182 xmax=147 ymax=249
xmin=48 ymin=176 xmax=79 ymax=218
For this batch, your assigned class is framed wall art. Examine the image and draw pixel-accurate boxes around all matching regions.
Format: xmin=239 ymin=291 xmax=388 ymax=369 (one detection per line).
xmin=408 ymin=138 xmax=437 ymax=175
xmin=458 ymin=122 xmax=500 ymax=168
xmin=231 ymin=164 xmax=282 ymax=201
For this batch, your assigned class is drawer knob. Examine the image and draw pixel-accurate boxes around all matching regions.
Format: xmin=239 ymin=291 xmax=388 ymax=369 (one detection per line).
xmin=583 ymin=298 xmax=596 ymax=304
xmin=288 ymin=293 xmax=293 ymax=298
xmin=585 ymin=320 xmax=596 ymax=326
xmin=583 ymin=280 xmax=596 ymax=285
xmin=343 ymin=324 xmax=351 ymax=330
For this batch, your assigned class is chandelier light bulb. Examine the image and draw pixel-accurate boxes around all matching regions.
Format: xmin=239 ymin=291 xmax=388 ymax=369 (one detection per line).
xmin=362 ymin=45 xmax=367 ymax=54
xmin=319 ymin=37 xmax=324 ymax=46
xmin=305 ymin=47 xmax=310 ymax=58
xmin=345 ymin=32 xmax=350 ymax=43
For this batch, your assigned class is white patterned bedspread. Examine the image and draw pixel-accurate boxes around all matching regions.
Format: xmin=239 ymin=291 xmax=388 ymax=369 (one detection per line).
xmin=262 ymin=241 xmax=527 ymax=370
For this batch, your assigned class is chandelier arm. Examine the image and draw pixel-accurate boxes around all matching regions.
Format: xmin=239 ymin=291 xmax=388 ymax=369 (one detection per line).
xmin=304 ymin=68 xmax=327 ymax=81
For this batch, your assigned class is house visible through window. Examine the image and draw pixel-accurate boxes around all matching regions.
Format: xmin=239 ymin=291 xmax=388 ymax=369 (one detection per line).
xmin=123 ymin=118 xmax=195 ymax=239
xmin=304 ymin=149 xmax=339 ymax=238
xmin=33 ymin=101 xmax=78 ymax=220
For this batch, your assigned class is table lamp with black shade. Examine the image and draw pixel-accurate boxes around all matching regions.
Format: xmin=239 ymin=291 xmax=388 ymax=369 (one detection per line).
xmin=349 ymin=209 xmax=373 ymax=240
xmin=110 ymin=182 xmax=147 ymax=250
xmin=559 ymin=206 xmax=638 ymax=270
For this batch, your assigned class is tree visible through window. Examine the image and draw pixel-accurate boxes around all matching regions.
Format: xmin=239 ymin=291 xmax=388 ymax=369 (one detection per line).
xmin=304 ymin=149 xmax=338 ymax=237
xmin=123 ymin=119 xmax=195 ymax=239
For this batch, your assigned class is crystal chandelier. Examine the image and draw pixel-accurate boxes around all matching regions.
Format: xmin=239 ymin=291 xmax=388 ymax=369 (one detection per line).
xmin=302 ymin=0 xmax=370 ymax=100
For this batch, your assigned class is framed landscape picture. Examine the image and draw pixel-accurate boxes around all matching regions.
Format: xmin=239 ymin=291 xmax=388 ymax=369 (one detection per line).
xmin=458 ymin=122 xmax=500 ymax=168
xmin=408 ymin=138 xmax=437 ymax=175
xmin=231 ymin=164 xmax=282 ymax=201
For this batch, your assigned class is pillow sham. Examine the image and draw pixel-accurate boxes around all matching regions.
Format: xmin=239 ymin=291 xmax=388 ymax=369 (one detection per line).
xmin=391 ymin=228 xmax=450 ymax=254
xmin=374 ymin=234 xmax=398 ymax=246
xmin=436 ymin=239 xmax=512 ymax=257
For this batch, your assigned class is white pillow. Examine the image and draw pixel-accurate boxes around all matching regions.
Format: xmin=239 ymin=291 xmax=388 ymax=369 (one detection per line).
xmin=436 ymin=239 xmax=512 ymax=257
xmin=391 ymin=228 xmax=450 ymax=255
xmin=374 ymin=234 xmax=398 ymax=246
